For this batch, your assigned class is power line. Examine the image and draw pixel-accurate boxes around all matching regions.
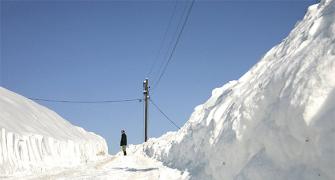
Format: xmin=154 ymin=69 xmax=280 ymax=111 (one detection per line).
xmin=149 ymin=98 xmax=180 ymax=130
xmin=146 ymin=0 xmax=179 ymax=78
xmin=151 ymin=1 xmax=189 ymax=87
xmin=151 ymin=0 xmax=195 ymax=90
xmin=29 ymin=97 xmax=142 ymax=104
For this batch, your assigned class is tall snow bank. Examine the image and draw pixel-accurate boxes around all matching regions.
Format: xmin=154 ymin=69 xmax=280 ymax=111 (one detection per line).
xmin=0 ymin=87 xmax=108 ymax=176
xmin=132 ymin=0 xmax=335 ymax=179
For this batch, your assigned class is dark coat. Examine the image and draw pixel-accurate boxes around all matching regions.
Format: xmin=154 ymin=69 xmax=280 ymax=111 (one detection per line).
xmin=120 ymin=133 xmax=127 ymax=146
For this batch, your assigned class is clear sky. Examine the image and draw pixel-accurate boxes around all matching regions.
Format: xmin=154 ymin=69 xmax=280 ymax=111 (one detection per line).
xmin=1 ymin=0 xmax=316 ymax=154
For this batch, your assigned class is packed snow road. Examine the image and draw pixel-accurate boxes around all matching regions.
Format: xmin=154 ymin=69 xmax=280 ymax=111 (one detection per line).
xmin=6 ymin=154 xmax=189 ymax=180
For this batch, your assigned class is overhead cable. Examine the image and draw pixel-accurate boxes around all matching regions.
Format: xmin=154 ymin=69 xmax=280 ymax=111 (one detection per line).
xmin=29 ymin=98 xmax=142 ymax=104
xmin=151 ymin=0 xmax=195 ymax=90
xmin=149 ymin=98 xmax=181 ymax=130
xmin=147 ymin=0 xmax=179 ymax=78
xmin=151 ymin=0 xmax=189 ymax=87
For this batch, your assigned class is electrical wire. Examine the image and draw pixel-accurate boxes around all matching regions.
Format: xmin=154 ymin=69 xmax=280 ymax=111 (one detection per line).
xmin=151 ymin=0 xmax=195 ymax=90
xmin=149 ymin=98 xmax=180 ymax=130
xmin=29 ymin=98 xmax=142 ymax=104
xmin=151 ymin=1 xmax=189 ymax=87
xmin=146 ymin=0 xmax=179 ymax=78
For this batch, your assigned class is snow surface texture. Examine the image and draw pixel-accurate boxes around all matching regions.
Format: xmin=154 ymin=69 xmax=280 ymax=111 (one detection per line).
xmin=0 ymin=87 xmax=108 ymax=176
xmin=11 ymin=154 xmax=189 ymax=180
xmin=132 ymin=0 xmax=335 ymax=179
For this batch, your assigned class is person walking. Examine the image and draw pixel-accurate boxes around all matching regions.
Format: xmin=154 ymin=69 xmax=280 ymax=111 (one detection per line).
xmin=120 ymin=130 xmax=127 ymax=156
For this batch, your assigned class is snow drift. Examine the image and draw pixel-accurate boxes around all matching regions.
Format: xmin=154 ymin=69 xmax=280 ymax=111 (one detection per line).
xmin=0 ymin=87 xmax=108 ymax=176
xmin=133 ymin=0 xmax=335 ymax=179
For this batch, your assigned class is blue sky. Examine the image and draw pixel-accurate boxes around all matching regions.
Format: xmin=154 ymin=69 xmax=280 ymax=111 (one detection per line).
xmin=1 ymin=0 xmax=315 ymax=154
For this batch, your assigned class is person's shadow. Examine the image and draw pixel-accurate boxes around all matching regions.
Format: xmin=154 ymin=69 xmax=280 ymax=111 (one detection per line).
xmin=112 ymin=167 xmax=159 ymax=172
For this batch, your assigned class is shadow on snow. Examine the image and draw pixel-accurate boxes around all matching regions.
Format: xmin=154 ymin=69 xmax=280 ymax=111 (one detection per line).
xmin=112 ymin=167 xmax=159 ymax=172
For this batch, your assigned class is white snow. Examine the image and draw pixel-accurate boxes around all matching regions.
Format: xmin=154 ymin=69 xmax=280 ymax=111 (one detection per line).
xmin=132 ymin=0 xmax=335 ymax=179
xmin=0 ymin=87 xmax=187 ymax=179
xmin=0 ymin=87 xmax=108 ymax=177
xmin=1 ymin=0 xmax=335 ymax=179
xmin=6 ymin=154 xmax=189 ymax=180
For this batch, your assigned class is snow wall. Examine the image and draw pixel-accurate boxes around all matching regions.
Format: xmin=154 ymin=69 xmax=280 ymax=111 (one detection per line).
xmin=0 ymin=87 xmax=108 ymax=176
xmin=132 ymin=0 xmax=335 ymax=179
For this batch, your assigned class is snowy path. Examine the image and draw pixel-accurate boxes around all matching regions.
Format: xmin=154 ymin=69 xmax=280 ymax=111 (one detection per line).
xmin=6 ymin=154 xmax=188 ymax=180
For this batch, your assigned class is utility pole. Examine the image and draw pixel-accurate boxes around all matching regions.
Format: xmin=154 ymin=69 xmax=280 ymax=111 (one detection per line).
xmin=143 ymin=78 xmax=149 ymax=142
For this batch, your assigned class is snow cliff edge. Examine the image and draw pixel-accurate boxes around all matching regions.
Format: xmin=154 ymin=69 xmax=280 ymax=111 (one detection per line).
xmin=134 ymin=0 xmax=335 ymax=179
xmin=0 ymin=87 xmax=108 ymax=176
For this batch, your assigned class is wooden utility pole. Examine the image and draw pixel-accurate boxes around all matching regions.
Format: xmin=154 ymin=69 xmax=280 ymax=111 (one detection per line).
xmin=143 ymin=78 xmax=149 ymax=142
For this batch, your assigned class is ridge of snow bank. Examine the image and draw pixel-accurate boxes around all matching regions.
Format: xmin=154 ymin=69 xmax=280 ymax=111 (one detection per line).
xmin=0 ymin=87 xmax=108 ymax=176
xmin=132 ymin=0 xmax=335 ymax=179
